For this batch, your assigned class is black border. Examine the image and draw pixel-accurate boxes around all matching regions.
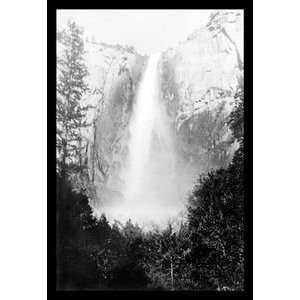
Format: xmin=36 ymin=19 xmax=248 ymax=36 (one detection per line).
xmin=48 ymin=3 xmax=253 ymax=299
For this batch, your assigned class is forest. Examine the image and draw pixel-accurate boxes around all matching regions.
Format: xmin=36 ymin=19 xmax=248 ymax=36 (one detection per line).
xmin=56 ymin=20 xmax=245 ymax=291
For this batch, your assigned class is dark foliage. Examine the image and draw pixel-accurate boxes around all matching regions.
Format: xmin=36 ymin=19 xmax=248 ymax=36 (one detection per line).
xmin=56 ymin=175 xmax=99 ymax=290
xmin=185 ymin=85 xmax=244 ymax=290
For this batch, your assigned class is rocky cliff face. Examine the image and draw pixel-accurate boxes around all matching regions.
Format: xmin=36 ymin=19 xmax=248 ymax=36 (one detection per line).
xmin=80 ymin=41 xmax=147 ymax=211
xmin=81 ymin=11 xmax=243 ymax=215
xmin=159 ymin=11 xmax=243 ymax=174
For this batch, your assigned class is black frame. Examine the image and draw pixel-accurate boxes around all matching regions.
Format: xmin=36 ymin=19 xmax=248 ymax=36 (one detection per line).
xmin=48 ymin=3 xmax=253 ymax=299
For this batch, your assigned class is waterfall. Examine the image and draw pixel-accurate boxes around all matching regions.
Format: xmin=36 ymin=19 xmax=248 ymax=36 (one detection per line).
xmin=105 ymin=53 xmax=186 ymax=228
xmin=124 ymin=53 xmax=162 ymax=203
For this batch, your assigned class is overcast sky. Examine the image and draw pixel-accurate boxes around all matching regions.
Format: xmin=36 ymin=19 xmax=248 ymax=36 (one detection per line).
xmin=57 ymin=9 xmax=214 ymax=55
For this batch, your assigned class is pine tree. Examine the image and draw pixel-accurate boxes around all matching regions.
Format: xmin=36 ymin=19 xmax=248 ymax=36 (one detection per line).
xmin=186 ymin=83 xmax=245 ymax=290
xmin=57 ymin=21 xmax=89 ymax=176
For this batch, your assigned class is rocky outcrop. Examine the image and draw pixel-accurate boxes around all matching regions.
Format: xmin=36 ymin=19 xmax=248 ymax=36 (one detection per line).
xmin=159 ymin=11 xmax=243 ymax=173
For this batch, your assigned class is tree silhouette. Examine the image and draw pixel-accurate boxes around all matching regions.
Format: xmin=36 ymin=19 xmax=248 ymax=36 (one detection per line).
xmin=57 ymin=21 xmax=89 ymax=177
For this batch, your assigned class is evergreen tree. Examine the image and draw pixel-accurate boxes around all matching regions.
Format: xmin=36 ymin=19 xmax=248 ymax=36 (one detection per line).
xmin=57 ymin=21 xmax=89 ymax=176
xmin=186 ymin=84 xmax=244 ymax=290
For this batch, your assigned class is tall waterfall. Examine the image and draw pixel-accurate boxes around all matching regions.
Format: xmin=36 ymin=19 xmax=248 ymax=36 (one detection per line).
xmin=124 ymin=53 xmax=164 ymax=204
xmin=105 ymin=54 xmax=186 ymax=228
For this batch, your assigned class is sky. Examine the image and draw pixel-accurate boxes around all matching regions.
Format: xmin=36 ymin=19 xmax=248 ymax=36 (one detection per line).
xmin=57 ymin=9 xmax=214 ymax=55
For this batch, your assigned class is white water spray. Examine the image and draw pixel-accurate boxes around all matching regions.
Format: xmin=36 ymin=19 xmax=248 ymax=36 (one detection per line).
xmin=125 ymin=53 xmax=162 ymax=202
xmin=105 ymin=54 xmax=187 ymax=228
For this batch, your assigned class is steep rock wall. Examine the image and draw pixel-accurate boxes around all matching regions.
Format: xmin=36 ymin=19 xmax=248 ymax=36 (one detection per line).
xmin=81 ymin=41 xmax=147 ymax=211
xmin=159 ymin=11 xmax=243 ymax=174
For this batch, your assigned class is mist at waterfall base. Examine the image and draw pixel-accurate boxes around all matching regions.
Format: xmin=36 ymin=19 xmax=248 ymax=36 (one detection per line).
xmin=101 ymin=54 xmax=198 ymax=229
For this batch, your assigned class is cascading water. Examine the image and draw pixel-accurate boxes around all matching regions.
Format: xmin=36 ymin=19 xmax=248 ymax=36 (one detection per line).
xmin=105 ymin=53 xmax=186 ymax=228
xmin=124 ymin=54 xmax=162 ymax=203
